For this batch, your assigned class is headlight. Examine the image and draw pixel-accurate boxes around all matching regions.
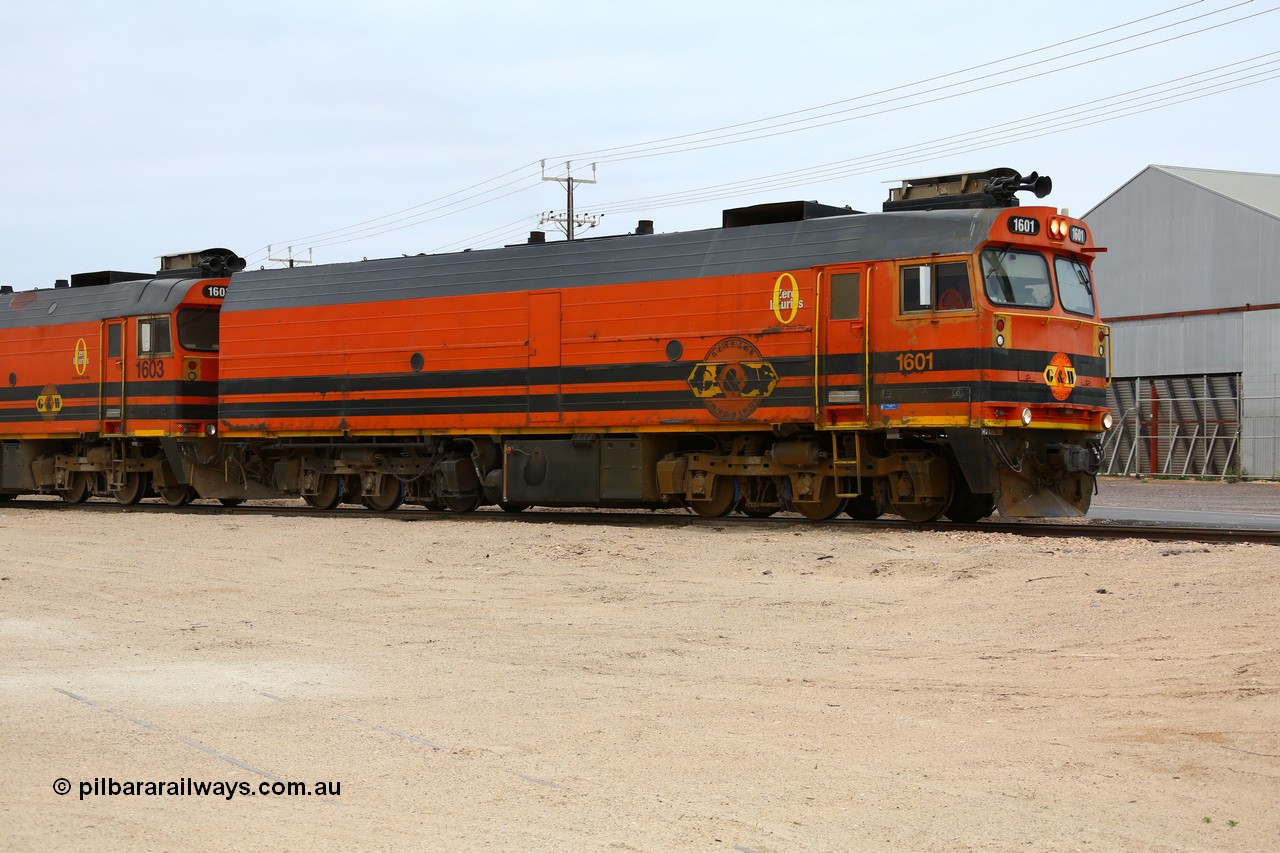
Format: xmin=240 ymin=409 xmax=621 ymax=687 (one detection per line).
xmin=1021 ymin=407 xmax=1033 ymax=426
xmin=1102 ymin=413 xmax=1114 ymax=430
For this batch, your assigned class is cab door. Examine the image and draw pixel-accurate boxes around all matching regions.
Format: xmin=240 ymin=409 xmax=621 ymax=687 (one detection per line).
xmin=100 ymin=319 xmax=127 ymax=430
xmin=816 ymin=265 xmax=870 ymax=427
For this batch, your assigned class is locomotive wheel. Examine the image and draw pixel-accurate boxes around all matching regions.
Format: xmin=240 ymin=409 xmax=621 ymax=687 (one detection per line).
xmin=58 ymin=472 xmax=91 ymax=504
xmin=112 ymin=472 xmax=149 ymax=506
xmin=844 ymin=490 xmax=884 ymax=520
xmin=943 ymin=464 xmax=995 ymax=522
xmin=160 ymin=485 xmax=194 ymax=507
xmin=443 ymin=492 xmax=480 ymax=513
xmin=944 ymin=492 xmax=996 ymax=523
xmin=218 ymin=498 xmax=245 ymax=508
xmin=689 ymin=476 xmax=738 ymax=518
xmin=891 ymin=498 xmax=947 ymax=523
xmin=303 ymin=474 xmax=343 ymax=510
xmin=362 ymin=478 xmax=404 ymax=512
xmin=793 ymin=477 xmax=847 ymax=521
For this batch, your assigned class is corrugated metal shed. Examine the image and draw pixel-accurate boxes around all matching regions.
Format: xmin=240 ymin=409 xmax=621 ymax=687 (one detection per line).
xmin=1085 ymin=165 xmax=1280 ymax=318
xmin=1084 ymin=164 xmax=1280 ymax=478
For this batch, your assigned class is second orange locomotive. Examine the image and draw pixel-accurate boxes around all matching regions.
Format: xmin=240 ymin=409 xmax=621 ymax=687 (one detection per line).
xmin=0 ymin=168 xmax=1112 ymax=520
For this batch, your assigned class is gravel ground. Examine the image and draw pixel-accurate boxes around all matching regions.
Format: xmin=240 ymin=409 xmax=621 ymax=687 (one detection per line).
xmin=1 ymin=479 xmax=1276 ymax=852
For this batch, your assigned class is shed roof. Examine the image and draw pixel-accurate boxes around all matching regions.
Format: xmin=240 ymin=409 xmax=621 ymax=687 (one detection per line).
xmin=1087 ymin=165 xmax=1280 ymax=220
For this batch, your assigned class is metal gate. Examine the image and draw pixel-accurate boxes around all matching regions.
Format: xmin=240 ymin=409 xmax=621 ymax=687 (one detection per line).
xmin=1102 ymin=374 xmax=1242 ymax=478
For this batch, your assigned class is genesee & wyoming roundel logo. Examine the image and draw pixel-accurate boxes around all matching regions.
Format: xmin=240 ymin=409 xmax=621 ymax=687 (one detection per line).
xmin=1043 ymin=352 xmax=1077 ymax=401
xmin=686 ymin=337 xmax=779 ymax=421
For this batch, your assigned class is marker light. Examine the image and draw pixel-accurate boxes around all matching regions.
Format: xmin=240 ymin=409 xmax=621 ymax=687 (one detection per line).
xmin=996 ymin=334 xmax=1006 ymax=347
xmin=1021 ymin=407 xmax=1033 ymax=426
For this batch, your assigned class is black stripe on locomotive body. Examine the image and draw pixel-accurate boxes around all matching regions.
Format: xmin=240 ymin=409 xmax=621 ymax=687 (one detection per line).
xmin=121 ymin=404 xmax=220 ymax=421
xmin=0 ymin=378 xmax=218 ymax=424
xmin=216 ymin=356 xmax=815 ymax=398
xmin=874 ymin=382 xmax=1107 ymax=408
xmin=827 ymin=349 xmax=1108 ymax=376
xmin=221 ymin=209 xmax=1005 ymax=312
xmin=0 ymin=404 xmax=219 ymax=425
xmin=0 ymin=379 xmax=219 ymax=403
xmin=217 ymin=387 xmax=814 ymax=422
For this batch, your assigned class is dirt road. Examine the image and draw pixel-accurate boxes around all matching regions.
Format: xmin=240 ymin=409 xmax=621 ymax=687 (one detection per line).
xmin=1 ymin=497 xmax=1277 ymax=851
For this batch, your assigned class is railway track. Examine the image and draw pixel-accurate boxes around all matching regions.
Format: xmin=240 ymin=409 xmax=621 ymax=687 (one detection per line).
xmin=6 ymin=497 xmax=1279 ymax=545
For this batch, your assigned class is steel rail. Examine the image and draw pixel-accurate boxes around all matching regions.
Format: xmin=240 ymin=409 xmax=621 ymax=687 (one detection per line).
xmin=6 ymin=498 xmax=1278 ymax=546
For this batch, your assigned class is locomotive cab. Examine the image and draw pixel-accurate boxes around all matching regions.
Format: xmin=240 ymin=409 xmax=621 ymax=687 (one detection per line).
xmin=816 ymin=179 xmax=1110 ymax=519
xmin=0 ymin=249 xmax=238 ymax=504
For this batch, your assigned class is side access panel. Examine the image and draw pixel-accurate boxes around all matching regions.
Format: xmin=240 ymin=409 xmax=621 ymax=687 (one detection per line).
xmin=503 ymin=435 xmax=674 ymax=504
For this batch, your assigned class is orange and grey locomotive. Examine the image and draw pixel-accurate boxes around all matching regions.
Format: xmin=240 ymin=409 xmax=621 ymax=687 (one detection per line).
xmin=0 ymin=169 xmax=1112 ymax=521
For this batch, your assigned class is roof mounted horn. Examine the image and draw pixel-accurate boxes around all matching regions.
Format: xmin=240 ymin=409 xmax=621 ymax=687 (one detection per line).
xmin=157 ymin=248 xmax=247 ymax=278
xmin=883 ymin=168 xmax=1053 ymax=212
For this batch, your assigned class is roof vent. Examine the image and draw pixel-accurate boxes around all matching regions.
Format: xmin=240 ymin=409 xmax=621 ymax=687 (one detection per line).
xmin=723 ymin=200 xmax=857 ymax=228
xmin=70 ymin=270 xmax=152 ymax=288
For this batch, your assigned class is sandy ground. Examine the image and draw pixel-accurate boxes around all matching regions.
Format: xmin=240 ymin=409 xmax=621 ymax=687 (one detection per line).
xmin=1 ymin=480 xmax=1277 ymax=852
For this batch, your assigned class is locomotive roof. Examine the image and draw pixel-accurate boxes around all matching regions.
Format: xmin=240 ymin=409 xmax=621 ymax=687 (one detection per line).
xmin=0 ymin=276 xmax=202 ymax=330
xmin=224 ymin=207 xmax=1004 ymax=311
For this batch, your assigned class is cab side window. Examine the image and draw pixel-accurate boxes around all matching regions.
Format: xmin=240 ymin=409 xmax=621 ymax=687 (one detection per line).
xmin=935 ymin=263 xmax=972 ymax=310
xmin=901 ymin=262 xmax=971 ymax=312
xmin=901 ymin=266 xmax=931 ymax=312
xmin=137 ymin=317 xmax=172 ymax=356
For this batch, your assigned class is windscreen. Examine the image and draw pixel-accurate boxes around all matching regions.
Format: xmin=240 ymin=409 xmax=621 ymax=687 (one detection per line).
xmin=177 ymin=307 xmax=219 ymax=351
xmin=981 ymin=249 xmax=1053 ymax=309
xmin=1055 ymin=257 xmax=1096 ymax=316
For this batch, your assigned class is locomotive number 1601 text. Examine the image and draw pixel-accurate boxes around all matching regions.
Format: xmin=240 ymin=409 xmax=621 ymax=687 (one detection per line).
xmin=896 ymin=351 xmax=935 ymax=373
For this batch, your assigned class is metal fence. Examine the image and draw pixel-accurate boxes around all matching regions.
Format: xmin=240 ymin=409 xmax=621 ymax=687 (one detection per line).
xmin=1102 ymin=374 xmax=1243 ymax=478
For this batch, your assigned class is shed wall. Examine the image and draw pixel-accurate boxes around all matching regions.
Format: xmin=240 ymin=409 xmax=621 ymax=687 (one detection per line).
xmin=1087 ymin=169 xmax=1280 ymax=318
xmin=1242 ymin=309 xmax=1280 ymax=477
xmin=1109 ymin=314 xmax=1243 ymax=377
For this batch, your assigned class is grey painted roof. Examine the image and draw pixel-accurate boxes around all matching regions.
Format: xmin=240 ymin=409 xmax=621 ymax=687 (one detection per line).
xmin=225 ymin=208 xmax=1003 ymax=311
xmin=1087 ymin=165 xmax=1280 ymax=221
xmin=0 ymin=277 xmax=201 ymax=330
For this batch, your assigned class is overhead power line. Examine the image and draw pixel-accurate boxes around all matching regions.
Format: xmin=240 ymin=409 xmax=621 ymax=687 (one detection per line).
xmin=252 ymin=1 xmax=1277 ymax=263
xmin=574 ymin=52 xmax=1280 ymax=220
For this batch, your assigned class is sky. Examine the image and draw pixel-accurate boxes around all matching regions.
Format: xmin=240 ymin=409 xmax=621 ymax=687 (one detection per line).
xmin=2 ymin=0 xmax=1277 ymax=289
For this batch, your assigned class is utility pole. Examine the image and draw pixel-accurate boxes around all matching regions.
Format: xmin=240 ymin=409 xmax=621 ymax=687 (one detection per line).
xmin=540 ymin=160 xmax=601 ymax=240
xmin=266 ymin=244 xmax=313 ymax=267
xmin=266 ymin=245 xmax=314 ymax=269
